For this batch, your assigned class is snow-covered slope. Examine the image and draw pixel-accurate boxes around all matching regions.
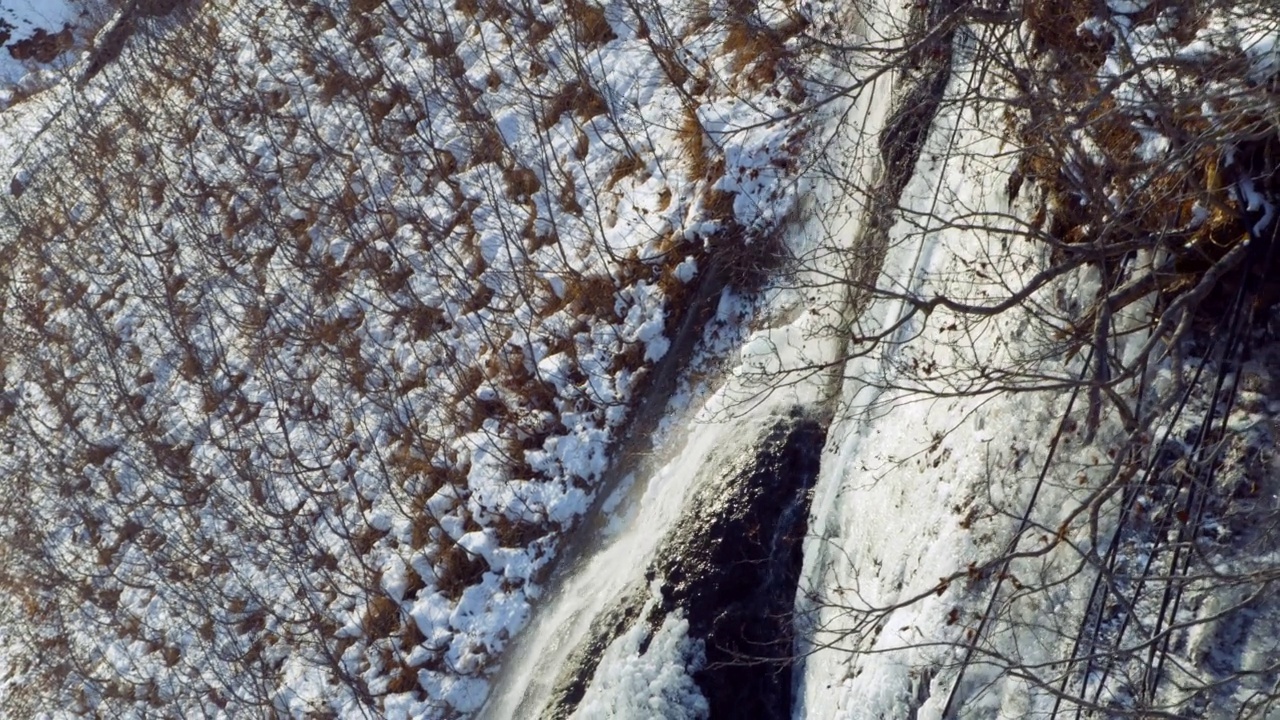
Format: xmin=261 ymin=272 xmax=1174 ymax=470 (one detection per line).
xmin=797 ymin=47 xmax=1086 ymax=716
xmin=796 ymin=3 xmax=1280 ymax=719
xmin=1 ymin=0 xmax=1278 ymax=715
xmin=0 ymin=0 xmax=821 ymax=715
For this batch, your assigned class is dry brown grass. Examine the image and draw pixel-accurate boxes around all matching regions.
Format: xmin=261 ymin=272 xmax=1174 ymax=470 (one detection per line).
xmin=1023 ymin=0 xmax=1106 ymax=64
xmin=562 ymin=273 xmax=619 ymax=318
xmin=702 ymin=187 xmax=735 ymax=222
xmin=363 ymin=594 xmax=401 ymax=638
xmin=606 ymin=153 xmax=646 ymax=190
xmin=678 ymin=107 xmax=710 ymax=180
xmin=490 ymin=514 xmax=543 ymax=547
xmin=558 ymin=176 xmax=584 ymax=215
xmin=723 ymin=21 xmax=784 ymax=78
xmin=9 ymin=25 xmax=75 ymax=63
xmin=350 ymin=0 xmax=384 ymax=13
xmin=565 ymin=0 xmax=616 ymax=45
xmin=542 ymin=82 xmax=609 ymax=131
xmin=503 ymin=164 xmax=541 ymax=199
xmin=433 ymin=543 xmax=488 ymax=600
xmin=385 ymin=660 xmax=420 ymax=694
xmin=1015 ymin=0 xmax=1269 ymax=322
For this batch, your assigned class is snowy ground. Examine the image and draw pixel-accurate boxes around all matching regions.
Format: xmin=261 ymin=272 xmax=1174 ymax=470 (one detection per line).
xmin=795 ymin=76 xmax=1080 ymax=713
xmin=0 ymin=0 xmax=101 ymax=95
xmin=0 ymin=0 xmax=820 ymax=715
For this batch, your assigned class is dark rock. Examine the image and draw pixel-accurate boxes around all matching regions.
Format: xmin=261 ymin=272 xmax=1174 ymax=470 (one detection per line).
xmin=656 ymin=412 xmax=825 ymax=720
xmin=542 ymin=411 xmax=826 ymax=720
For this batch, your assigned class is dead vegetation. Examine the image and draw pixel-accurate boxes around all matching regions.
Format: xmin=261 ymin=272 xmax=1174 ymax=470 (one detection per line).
xmin=1009 ymin=0 xmax=1280 ymax=359
xmin=566 ymin=0 xmax=617 ymax=45
xmin=0 ymin=0 xmax=815 ymax=713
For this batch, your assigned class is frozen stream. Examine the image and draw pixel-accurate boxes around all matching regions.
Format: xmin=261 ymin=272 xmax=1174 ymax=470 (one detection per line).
xmin=477 ymin=3 xmax=916 ymax=714
xmin=475 ymin=196 xmax=863 ymax=717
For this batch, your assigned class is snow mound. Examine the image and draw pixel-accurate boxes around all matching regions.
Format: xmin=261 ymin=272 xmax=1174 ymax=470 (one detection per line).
xmin=572 ymin=607 xmax=708 ymax=720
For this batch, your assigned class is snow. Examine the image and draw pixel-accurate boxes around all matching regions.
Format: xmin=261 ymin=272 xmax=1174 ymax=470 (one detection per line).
xmin=1106 ymin=0 xmax=1151 ymax=13
xmin=0 ymin=0 xmax=106 ymax=102
xmin=798 ymin=64 xmax=1130 ymax=716
xmin=480 ymin=3 xmax=910 ymax=714
xmin=0 ymin=0 xmax=76 ymax=37
xmin=620 ymin=282 xmax=671 ymax=362
xmin=571 ymin=604 xmax=709 ymax=720
xmin=1 ymin=0 xmax=1274 ymax=714
xmin=674 ymin=256 xmax=698 ymax=284
xmin=0 ymin=0 xmax=819 ymax=711
xmin=797 ymin=109 xmax=1034 ymax=717
xmin=792 ymin=4 xmax=1280 ymax=719
xmin=478 ymin=391 xmax=784 ymax=718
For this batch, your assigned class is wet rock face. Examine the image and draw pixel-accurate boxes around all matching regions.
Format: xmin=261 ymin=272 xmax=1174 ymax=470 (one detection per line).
xmin=540 ymin=412 xmax=826 ymax=720
xmin=652 ymin=413 xmax=826 ymax=719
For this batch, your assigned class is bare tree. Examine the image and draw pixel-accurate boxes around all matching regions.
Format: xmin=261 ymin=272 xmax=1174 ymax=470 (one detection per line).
xmin=786 ymin=0 xmax=1280 ymax=717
